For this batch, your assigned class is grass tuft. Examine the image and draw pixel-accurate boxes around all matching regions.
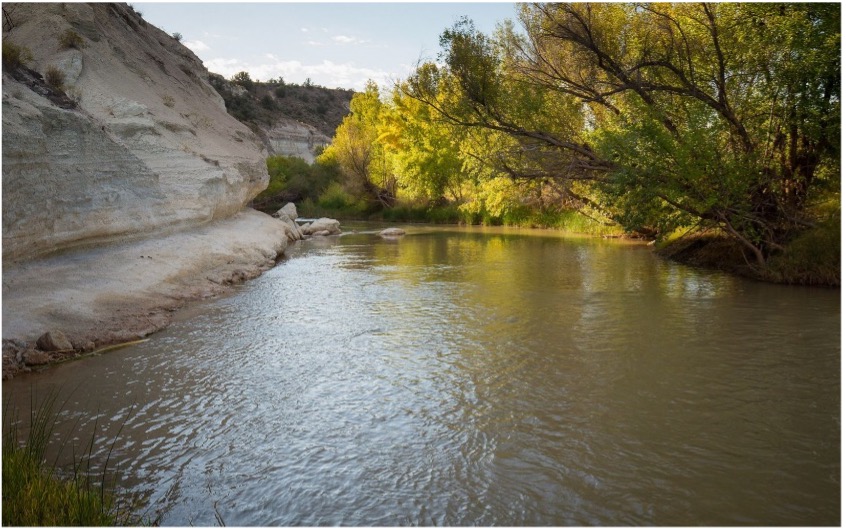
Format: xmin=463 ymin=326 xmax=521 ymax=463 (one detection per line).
xmin=2 ymin=389 xmax=144 ymax=526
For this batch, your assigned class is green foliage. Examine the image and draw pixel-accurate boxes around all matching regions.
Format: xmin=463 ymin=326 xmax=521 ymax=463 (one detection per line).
xmin=2 ymin=39 xmax=32 ymax=69
xmin=171 ymin=31 xmax=182 ymax=42
xmin=208 ymin=72 xmax=353 ymax=135
xmin=231 ymin=71 xmax=254 ymax=91
xmin=322 ymin=81 xmax=397 ymax=206
xmin=318 ymin=182 xmax=359 ymax=210
xmin=260 ymin=94 xmax=276 ymax=110
xmin=299 ymin=3 xmax=838 ymax=281
xmin=225 ymin=94 xmax=257 ymax=122
xmin=58 ymin=29 xmax=86 ymax=49
xmin=766 ymin=215 xmax=841 ymax=286
xmin=253 ymin=155 xmax=342 ymax=213
xmin=2 ymin=392 xmax=142 ymax=526
xmin=297 ymin=183 xmax=374 ymax=219
xmin=392 ymin=2 xmax=839 ymax=276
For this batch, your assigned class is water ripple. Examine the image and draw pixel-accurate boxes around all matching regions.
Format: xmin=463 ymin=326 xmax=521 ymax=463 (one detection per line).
xmin=4 ymin=227 xmax=839 ymax=526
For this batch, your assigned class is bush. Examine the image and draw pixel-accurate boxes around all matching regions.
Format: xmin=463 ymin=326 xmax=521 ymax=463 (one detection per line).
xmin=171 ymin=32 xmax=182 ymax=42
xmin=231 ymin=71 xmax=254 ymax=92
xmin=260 ymin=94 xmax=276 ymax=110
xmin=44 ymin=66 xmax=65 ymax=91
xmin=318 ymin=182 xmax=358 ymax=210
xmin=2 ymin=39 xmax=33 ymax=69
xmin=58 ymin=29 xmax=85 ymax=50
xmin=226 ymin=95 xmax=256 ymax=122
xmin=766 ymin=217 xmax=841 ymax=286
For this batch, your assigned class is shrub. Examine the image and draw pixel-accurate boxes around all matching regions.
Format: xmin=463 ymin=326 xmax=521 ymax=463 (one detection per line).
xmin=2 ymin=39 xmax=33 ymax=69
xmin=226 ymin=95 xmax=256 ymax=122
xmin=171 ymin=32 xmax=182 ymax=42
xmin=44 ymin=66 xmax=65 ymax=91
xmin=57 ymin=29 xmax=85 ymax=50
xmin=231 ymin=71 xmax=254 ymax=92
xmin=260 ymin=94 xmax=276 ymax=110
xmin=766 ymin=217 xmax=841 ymax=286
xmin=317 ymin=183 xmax=356 ymax=210
xmin=162 ymin=94 xmax=175 ymax=107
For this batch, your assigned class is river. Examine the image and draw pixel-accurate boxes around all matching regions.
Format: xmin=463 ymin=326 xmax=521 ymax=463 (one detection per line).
xmin=3 ymin=224 xmax=840 ymax=525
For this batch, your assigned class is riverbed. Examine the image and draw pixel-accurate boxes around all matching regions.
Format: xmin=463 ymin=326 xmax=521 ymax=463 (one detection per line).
xmin=3 ymin=224 xmax=840 ymax=525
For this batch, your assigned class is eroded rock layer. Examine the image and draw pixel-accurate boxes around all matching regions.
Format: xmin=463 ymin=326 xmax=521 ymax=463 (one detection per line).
xmin=2 ymin=2 xmax=270 ymax=262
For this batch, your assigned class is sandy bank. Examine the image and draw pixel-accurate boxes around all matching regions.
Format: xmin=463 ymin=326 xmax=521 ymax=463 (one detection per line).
xmin=2 ymin=209 xmax=288 ymax=378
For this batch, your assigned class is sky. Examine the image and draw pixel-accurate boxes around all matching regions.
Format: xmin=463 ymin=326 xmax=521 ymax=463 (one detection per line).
xmin=135 ymin=2 xmax=519 ymax=91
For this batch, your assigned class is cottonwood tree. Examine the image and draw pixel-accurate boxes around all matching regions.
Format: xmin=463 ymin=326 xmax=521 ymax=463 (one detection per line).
xmin=406 ymin=3 xmax=840 ymax=267
xmin=322 ymin=81 xmax=397 ymax=206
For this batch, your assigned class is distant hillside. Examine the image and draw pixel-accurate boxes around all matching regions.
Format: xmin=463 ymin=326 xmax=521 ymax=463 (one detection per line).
xmin=209 ymin=73 xmax=354 ymax=162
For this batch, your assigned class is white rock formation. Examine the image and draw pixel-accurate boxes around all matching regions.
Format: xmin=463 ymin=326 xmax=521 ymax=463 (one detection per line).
xmin=302 ymin=218 xmax=341 ymax=236
xmin=279 ymin=202 xmax=299 ymax=221
xmin=1 ymin=3 xmax=291 ymax=372
xmin=2 ymin=3 xmax=270 ymax=262
xmin=264 ymin=117 xmax=332 ymax=163
xmin=272 ymin=202 xmax=306 ymax=242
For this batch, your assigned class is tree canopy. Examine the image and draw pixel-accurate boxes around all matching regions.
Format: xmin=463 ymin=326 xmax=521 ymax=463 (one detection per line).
xmin=403 ymin=2 xmax=840 ymax=267
xmin=316 ymin=3 xmax=838 ymax=271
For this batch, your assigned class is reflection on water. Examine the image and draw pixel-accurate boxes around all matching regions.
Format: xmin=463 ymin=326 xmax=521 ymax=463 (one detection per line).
xmin=4 ymin=224 xmax=840 ymax=525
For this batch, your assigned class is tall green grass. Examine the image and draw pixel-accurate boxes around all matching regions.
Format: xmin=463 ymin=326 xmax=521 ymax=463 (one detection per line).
xmin=2 ymin=390 xmax=144 ymax=526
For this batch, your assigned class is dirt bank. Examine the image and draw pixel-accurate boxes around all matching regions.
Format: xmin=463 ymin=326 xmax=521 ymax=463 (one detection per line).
xmin=655 ymin=231 xmax=840 ymax=287
xmin=2 ymin=209 xmax=288 ymax=379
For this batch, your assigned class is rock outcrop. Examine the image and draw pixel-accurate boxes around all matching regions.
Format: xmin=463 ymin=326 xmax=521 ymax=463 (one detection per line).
xmin=2 ymin=3 xmax=270 ymax=262
xmin=1 ymin=3 xmax=291 ymax=378
xmin=302 ymin=218 xmax=342 ymax=236
xmin=272 ymin=203 xmax=341 ymax=241
xmin=262 ymin=117 xmax=332 ymax=163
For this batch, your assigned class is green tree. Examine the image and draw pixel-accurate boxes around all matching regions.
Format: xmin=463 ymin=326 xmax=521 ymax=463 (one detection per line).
xmin=231 ymin=71 xmax=254 ymax=92
xmin=321 ymin=80 xmax=397 ymax=206
xmin=407 ymin=3 xmax=840 ymax=267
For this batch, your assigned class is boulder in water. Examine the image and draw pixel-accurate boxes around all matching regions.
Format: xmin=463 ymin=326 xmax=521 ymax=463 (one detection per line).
xmin=379 ymin=228 xmax=406 ymax=237
xmin=302 ymin=218 xmax=341 ymax=236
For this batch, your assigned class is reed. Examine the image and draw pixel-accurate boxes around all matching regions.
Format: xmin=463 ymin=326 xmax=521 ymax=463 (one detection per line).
xmin=2 ymin=389 xmax=144 ymax=526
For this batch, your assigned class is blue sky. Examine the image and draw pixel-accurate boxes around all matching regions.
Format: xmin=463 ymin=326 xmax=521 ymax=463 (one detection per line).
xmin=135 ymin=2 xmax=518 ymax=91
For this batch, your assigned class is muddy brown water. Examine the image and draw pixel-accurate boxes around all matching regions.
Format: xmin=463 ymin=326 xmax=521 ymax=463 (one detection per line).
xmin=4 ymin=224 xmax=840 ymax=525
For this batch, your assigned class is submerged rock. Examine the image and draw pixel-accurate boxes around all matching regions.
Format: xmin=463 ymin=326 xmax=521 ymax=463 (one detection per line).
xmin=380 ymin=228 xmax=406 ymax=237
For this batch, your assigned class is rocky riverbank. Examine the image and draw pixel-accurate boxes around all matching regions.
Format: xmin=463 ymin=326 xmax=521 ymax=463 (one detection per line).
xmin=1 ymin=4 xmax=302 ymax=379
xmin=2 ymin=210 xmax=289 ymax=379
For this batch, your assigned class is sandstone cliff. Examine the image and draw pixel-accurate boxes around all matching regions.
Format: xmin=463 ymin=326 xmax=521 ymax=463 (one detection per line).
xmin=2 ymin=3 xmax=272 ymax=262
xmin=208 ymin=73 xmax=351 ymax=163
xmin=2 ymin=3 xmax=290 ymax=376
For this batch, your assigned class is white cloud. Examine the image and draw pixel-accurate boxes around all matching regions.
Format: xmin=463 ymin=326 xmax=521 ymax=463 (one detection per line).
xmin=184 ymin=40 xmax=210 ymax=52
xmin=300 ymin=27 xmax=309 ymax=33
xmin=332 ymin=35 xmax=369 ymax=45
xmin=204 ymin=57 xmax=395 ymax=90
